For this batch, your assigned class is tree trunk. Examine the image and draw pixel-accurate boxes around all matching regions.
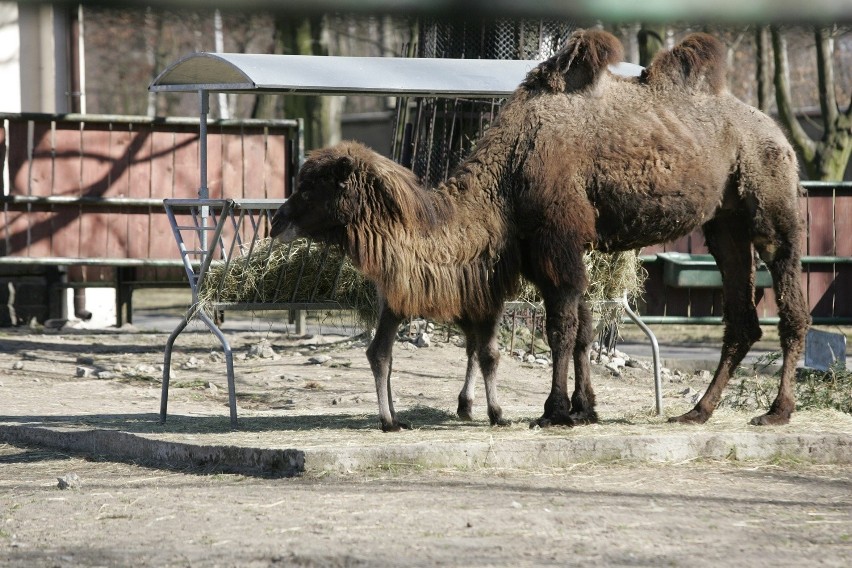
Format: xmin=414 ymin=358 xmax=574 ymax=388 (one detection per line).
xmin=638 ymin=25 xmax=665 ymax=67
xmin=755 ymin=26 xmax=772 ymax=113
xmin=253 ymin=16 xmax=342 ymax=150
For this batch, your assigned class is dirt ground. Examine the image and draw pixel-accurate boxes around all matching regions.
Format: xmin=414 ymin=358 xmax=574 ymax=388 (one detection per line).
xmin=0 ymin=311 xmax=850 ymax=566
xmin=1 ymin=443 xmax=850 ymax=567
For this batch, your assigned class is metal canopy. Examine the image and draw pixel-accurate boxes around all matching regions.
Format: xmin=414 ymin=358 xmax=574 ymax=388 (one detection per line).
xmin=149 ymin=52 xmax=643 ymax=97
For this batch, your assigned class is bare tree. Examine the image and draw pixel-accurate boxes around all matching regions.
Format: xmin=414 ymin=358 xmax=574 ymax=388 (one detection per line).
xmin=252 ymin=15 xmax=341 ymax=149
xmin=772 ymin=25 xmax=852 ymax=180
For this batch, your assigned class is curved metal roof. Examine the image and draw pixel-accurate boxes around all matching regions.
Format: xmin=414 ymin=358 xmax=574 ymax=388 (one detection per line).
xmin=149 ymin=52 xmax=644 ymax=97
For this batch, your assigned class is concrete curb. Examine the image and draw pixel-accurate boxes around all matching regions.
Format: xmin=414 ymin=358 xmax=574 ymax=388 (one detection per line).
xmin=3 ymin=424 xmax=849 ymax=477
xmin=0 ymin=425 xmax=304 ymax=477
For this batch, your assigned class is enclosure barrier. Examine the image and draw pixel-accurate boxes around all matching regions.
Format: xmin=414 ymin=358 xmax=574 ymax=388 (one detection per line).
xmin=0 ymin=112 xmax=302 ymax=325
xmin=639 ymin=180 xmax=852 ymax=325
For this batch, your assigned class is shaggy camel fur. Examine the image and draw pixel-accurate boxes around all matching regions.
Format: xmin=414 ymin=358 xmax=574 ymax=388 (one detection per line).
xmin=271 ymin=30 xmax=810 ymax=432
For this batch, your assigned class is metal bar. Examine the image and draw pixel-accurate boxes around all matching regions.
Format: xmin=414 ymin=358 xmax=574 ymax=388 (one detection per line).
xmin=0 ymin=195 xmax=167 ymax=208
xmin=0 ymin=256 xmax=185 ymax=267
xmin=620 ymin=295 xmax=662 ymax=415
xmin=0 ymin=111 xmax=299 ymax=129
xmin=211 ymin=301 xmax=351 ymax=311
xmin=631 ymin=316 xmax=852 ymax=325
xmin=196 ymin=310 xmax=239 ymax=428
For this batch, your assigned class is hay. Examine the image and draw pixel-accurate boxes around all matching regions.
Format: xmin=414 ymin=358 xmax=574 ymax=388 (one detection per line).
xmin=196 ymin=238 xmax=378 ymax=326
xmin=515 ymin=250 xmax=645 ymax=306
xmin=196 ymin=238 xmax=645 ymax=328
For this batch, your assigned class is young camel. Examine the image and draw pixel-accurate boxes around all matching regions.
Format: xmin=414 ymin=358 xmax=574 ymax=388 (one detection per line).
xmin=271 ymin=30 xmax=810 ymax=432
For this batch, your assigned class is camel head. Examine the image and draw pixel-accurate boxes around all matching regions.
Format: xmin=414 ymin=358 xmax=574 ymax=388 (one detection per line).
xmin=270 ymin=142 xmax=364 ymax=246
xmin=271 ymin=141 xmax=433 ymax=248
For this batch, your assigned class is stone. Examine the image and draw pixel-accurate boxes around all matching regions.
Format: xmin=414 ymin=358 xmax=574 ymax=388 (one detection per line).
xmin=535 ymin=358 xmax=551 ymax=366
xmin=804 ymin=328 xmax=847 ymax=371
xmin=12 ymin=361 xmax=24 ymax=370
xmin=207 ymin=382 xmax=219 ymax=395
xmin=415 ymin=332 xmax=431 ymax=348
xmin=604 ymin=362 xmax=622 ymax=376
xmin=525 ymin=354 xmax=537 ymax=364
xmin=696 ymin=370 xmax=712 ymax=380
xmin=76 ymin=355 xmax=95 ymax=365
xmin=610 ymin=357 xmax=626 ymax=368
xmin=308 ymin=355 xmax=332 ymax=365
xmin=76 ymin=366 xmax=95 ymax=378
xmin=247 ymin=341 xmax=277 ymax=359
xmin=57 ymin=473 xmax=81 ymax=490
xmin=135 ymin=364 xmax=157 ymax=375
xmin=95 ymin=371 xmax=114 ymax=380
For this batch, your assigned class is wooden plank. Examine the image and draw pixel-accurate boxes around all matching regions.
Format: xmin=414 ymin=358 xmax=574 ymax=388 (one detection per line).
xmin=48 ymin=124 xmax=83 ymax=259
xmin=807 ymin=264 xmax=835 ymax=318
xmin=835 ymin=265 xmax=851 ymax=318
xmin=806 ymin=189 xmax=834 ymax=256
xmin=834 ymin=185 xmax=852 ymax=318
xmin=127 ymin=124 xmax=153 ymax=261
xmin=171 ymin=129 xmax=199 ymax=199
xmin=154 ymin=129 xmax=198 ymax=258
xmin=243 ymin=128 xmax=267 ymax=200
xmin=206 ymin=127 xmax=224 ymax=200
xmin=148 ymin=129 xmax=180 ymax=258
xmin=835 ymin=185 xmax=852 ymax=257
xmin=76 ymin=123 xmax=114 ymax=261
xmin=266 ymin=130 xmax=288 ymax=199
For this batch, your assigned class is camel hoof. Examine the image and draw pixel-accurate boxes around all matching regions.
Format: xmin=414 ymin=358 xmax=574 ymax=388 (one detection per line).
xmin=750 ymin=412 xmax=791 ymax=426
xmin=529 ymin=414 xmax=574 ymax=429
xmin=381 ymin=420 xmax=411 ymax=432
xmin=569 ymin=410 xmax=599 ymax=425
xmin=668 ymin=409 xmax=710 ymax=425
xmin=457 ymin=400 xmax=474 ymax=421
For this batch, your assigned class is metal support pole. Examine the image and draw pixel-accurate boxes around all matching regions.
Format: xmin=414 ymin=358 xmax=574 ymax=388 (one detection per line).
xmin=198 ymin=90 xmax=210 ymax=273
xmin=198 ymin=90 xmax=209 ymax=200
xmin=620 ymin=295 xmax=663 ymax=415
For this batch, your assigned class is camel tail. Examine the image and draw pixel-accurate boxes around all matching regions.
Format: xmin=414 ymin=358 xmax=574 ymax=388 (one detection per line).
xmin=525 ymin=29 xmax=624 ymax=93
xmin=646 ymin=33 xmax=727 ymax=94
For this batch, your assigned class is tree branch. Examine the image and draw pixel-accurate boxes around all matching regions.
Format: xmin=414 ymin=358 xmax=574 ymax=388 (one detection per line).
xmin=771 ymin=26 xmax=817 ymax=163
xmin=814 ymin=26 xmax=838 ymax=130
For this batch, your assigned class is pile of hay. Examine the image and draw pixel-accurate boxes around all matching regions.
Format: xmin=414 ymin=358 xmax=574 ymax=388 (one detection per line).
xmin=515 ymin=250 xmax=645 ymax=307
xmin=196 ymin=238 xmax=645 ymax=328
xmin=196 ymin=238 xmax=378 ymax=326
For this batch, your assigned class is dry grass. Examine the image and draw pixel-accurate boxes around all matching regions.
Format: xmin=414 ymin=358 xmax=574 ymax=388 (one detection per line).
xmin=197 ymin=239 xmax=645 ymax=328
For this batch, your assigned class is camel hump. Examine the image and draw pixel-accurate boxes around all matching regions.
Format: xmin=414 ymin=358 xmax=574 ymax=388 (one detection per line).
xmin=646 ymin=33 xmax=727 ymax=94
xmin=524 ymin=28 xmax=624 ymax=93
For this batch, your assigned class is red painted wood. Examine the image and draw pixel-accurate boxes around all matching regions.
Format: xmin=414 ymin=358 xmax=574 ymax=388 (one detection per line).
xmin=266 ymin=131 xmax=287 ymax=199
xmin=127 ymin=124 xmax=153 ymax=260
xmin=242 ymin=129 xmax=266 ymax=200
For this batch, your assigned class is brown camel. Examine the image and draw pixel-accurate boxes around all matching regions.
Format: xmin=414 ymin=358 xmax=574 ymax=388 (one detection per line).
xmin=271 ymin=30 xmax=811 ymax=432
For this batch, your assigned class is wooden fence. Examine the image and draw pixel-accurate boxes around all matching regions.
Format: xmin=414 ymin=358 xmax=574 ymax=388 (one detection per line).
xmin=639 ymin=181 xmax=852 ymax=324
xmin=0 ymin=113 xmax=300 ymax=325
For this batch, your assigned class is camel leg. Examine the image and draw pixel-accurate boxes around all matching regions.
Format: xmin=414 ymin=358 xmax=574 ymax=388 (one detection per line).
xmin=750 ymin=229 xmax=810 ymax=425
xmin=531 ymin=287 xmax=580 ymax=428
xmin=569 ymin=300 xmax=598 ymax=424
xmin=670 ymin=214 xmax=762 ymax=424
xmin=456 ymin=322 xmax=478 ymax=421
xmin=476 ymin=315 xmax=509 ymax=426
xmin=366 ymin=300 xmax=408 ymax=432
